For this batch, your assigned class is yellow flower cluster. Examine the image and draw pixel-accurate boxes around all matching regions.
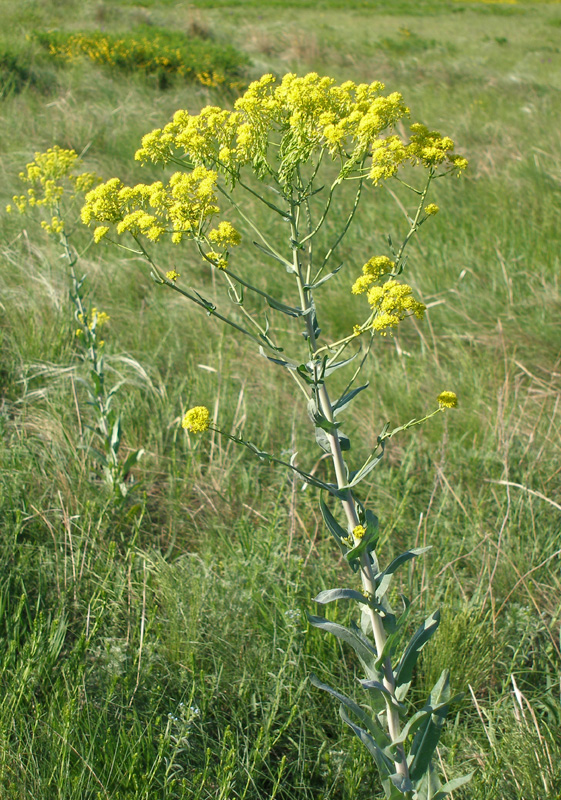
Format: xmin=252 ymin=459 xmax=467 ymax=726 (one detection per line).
xmin=353 ymin=525 xmax=366 ymax=540
xmin=366 ymin=279 xmax=425 ymax=334
xmin=134 ymin=72 xmax=465 ymax=186
xmin=6 ymin=146 xmax=99 ymax=219
xmin=208 ymin=220 xmax=242 ymax=247
xmin=41 ymin=32 xmax=231 ymax=89
xmin=437 ymin=391 xmax=458 ymax=409
xmin=204 ymin=251 xmax=228 ymax=270
xmin=41 ymin=216 xmax=65 ymax=235
xmin=424 ymin=203 xmax=439 ymax=216
xmin=182 ymin=406 xmax=211 ymax=433
xmin=408 ymin=124 xmax=468 ymax=172
xmin=351 ymin=255 xmax=394 ymax=295
xmin=81 ymin=166 xmax=240 ymax=249
xmin=165 ymin=270 xmax=180 ymax=282
xmin=76 ymin=307 xmax=110 ymax=337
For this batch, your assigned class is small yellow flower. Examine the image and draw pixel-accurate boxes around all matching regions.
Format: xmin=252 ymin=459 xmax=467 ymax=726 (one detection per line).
xmin=89 ymin=308 xmax=110 ymax=329
xmin=437 ymin=391 xmax=458 ymax=409
xmin=353 ymin=525 xmax=366 ymax=539
xmin=204 ymin=251 xmax=228 ymax=269
xmin=424 ymin=203 xmax=439 ymax=216
xmin=182 ymin=406 xmax=211 ymax=433
xmin=93 ymin=226 xmax=109 ymax=243
xmin=208 ymin=220 xmax=241 ymax=247
xmin=166 ymin=269 xmax=180 ymax=282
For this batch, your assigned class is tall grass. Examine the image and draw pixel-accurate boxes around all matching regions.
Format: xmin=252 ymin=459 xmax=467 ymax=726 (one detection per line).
xmin=1 ymin=0 xmax=560 ymax=797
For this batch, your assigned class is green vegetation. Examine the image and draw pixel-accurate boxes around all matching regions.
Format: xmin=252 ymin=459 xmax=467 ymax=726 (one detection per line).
xmin=1 ymin=0 xmax=560 ymax=798
xmin=33 ymin=27 xmax=250 ymax=89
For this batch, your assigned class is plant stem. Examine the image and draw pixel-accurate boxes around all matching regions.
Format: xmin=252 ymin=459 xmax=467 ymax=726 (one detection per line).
xmin=290 ymin=198 xmax=409 ymax=781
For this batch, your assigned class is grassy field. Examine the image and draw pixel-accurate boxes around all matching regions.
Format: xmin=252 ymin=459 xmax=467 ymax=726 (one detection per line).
xmin=1 ymin=0 xmax=561 ymax=798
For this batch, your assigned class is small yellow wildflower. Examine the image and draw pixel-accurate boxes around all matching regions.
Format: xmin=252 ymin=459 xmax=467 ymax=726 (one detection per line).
xmin=41 ymin=216 xmax=65 ymax=235
xmin=90 ymin=308 xmax=110 ymax=328
xmin=437 ymin=391 xmax=458 ymax=409
xmin=166 ymin=270 xmax=180 ymax=282
xmin=366 ymin=279 xmax=425 ymax=334
xmin=93 ymin=226 xmax=109 ymax=243
xmin=351 ymin=255 xmax=394 ymax=295
xmin=182 ymin=406 xmax=211 ymax=433
xmin=424 ymin=203 xmax=439 ymax=216
xmin=208 ymin=220 xmax=241 ymax=247
xmin=204 ymin=251 xmax=228 ymax=269
xmin=353 ymin=525 xmax=366 ymax=539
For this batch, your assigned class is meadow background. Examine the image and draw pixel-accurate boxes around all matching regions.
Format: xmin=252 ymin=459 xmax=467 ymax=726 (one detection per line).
xmin=1 ymin=0 xmax=561 ymax=797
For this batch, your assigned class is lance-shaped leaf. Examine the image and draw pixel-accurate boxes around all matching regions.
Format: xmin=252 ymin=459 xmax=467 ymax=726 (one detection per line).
xmin=313 ymin=589 xmax=395 ymax=633
xmin=309 ymin=673 xmax=391 ymax=748
xmin=319 ymin=496 xmax=348 ymax=553
xmin=258 ymin=347 xmax=297 ymax=369
xmin=193 ymin=290 xmax=216 ymax=314
xmin=339 ymin=706 xmax=395 ymax=777
xmin=324 ymin=351 xmax=359 ymax=377
xmin=359 ymin=679 xmax=404 ymax=711
xmin=252 ymin=240 xmax=295 ymax=271
xmin=344 ymin=442 xmax=386 ymax=489
xmin=408 ymin=670 xmax=461 ymax=783
xmin=121 ymin=448 xmax=144 ymax=480
xmin=265 ymin=295 xmax=307 ymax=318
xmin=375 ymin=547 xmax=432 ymax=602
xmin=304 ymin=262 xmax=344 ymax=290
xmin=333 ymin=383 xmax=369 ymax=417
xmin=411 ymin=762 xmax=442 ymax=800
xmin=314 ymin=588 xmax=368 ymax=606
xmin=394 ymin=610 xmax=440 ymax=702
xmin=391 ymin=688 xmax=462 ymax=750
xmin=297 ymin=363 xmax=319 ymax=386
xmin=89 ymin=369 xmax=102 ymax=397
xmin=388 ymin=773 xmax=414 ymax=797
xmin=110 ymin=414 xmax=122 ymax=455
xmin=432 ymin=773 xmax=474 ymax=799
xmin=307 ymin=614 xmax=379 ymax=679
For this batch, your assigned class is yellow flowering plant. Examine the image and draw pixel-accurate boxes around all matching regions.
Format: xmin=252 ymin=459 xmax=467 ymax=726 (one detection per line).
xmin=8 ymin=147 xmax=144 ymax=500
xmin=82 ymin=73 xmax=470 ymax=798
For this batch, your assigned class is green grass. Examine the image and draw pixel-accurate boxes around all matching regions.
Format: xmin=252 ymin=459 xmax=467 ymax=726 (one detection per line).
xmin=1 ymin=0 xmax=561 ymax=798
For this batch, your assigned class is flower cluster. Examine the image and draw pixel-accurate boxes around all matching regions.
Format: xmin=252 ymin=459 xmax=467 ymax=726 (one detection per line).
xmin=75 ymin=307 xmax=110 ymax=340
xmin=351 ymin=255 xmax=395 ymax=295
xmin=6 ymin=147 xmax=99 ymax=233
xmin=35 ymin=30 xmax=248 ymax=90
xmin=134 ymin=72 xmax=466 ymax=187
xmin=366 ymin=279 xmax=426 ymax=334
xmin=182 ymin=406 xmax=211 ymax=433
xmin=81 ymin=167 xmax=241 ymax=253
xmin=437 ymin=391 xmax=458 ymax=409
xmin=408 ymin=124 xmax=468 ymax=171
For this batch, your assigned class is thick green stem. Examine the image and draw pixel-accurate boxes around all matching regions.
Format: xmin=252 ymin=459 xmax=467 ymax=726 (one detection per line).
xmin=290 ymin=201 xmax=409 ymax=781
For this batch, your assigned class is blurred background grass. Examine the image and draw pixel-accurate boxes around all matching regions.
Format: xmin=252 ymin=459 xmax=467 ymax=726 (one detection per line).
xmin=1 ymin=0 xmax=561 ymax=798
